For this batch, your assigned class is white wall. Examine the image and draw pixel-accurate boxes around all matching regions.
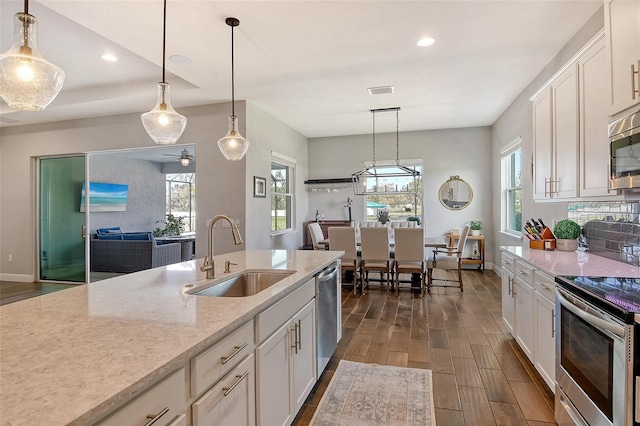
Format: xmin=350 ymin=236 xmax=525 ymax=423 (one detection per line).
xmin=308 ymin=126 xmax=493 ymax=263
xmin=245 ymin=103 xmax=309 ymax=250
xmin=491 ymin=6 xmax=604 ymax=261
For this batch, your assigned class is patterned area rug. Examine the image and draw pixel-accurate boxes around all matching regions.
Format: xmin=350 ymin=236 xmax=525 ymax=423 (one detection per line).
xmin=310 ymin=360 xmax=436 ymax=426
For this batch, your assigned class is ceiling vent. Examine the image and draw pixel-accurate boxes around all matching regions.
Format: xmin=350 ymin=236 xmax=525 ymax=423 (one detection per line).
xmin=367 ymin=86 xmax=394 ymax=95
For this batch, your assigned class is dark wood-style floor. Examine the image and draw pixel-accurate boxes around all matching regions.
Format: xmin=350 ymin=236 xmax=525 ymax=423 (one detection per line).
xmin=293 ymin=269 xmax=557 ymax=426
xmin=0 ymin=281 xmax=76 ymax=305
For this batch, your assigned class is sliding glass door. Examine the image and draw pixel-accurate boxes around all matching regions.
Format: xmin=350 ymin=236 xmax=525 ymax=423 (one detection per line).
xmin=39 ymin=156 xmax=87 ymax=282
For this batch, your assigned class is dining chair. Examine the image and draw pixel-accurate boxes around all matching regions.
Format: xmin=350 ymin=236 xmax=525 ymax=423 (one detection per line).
xmin=359 ymin=226 xmax=392 ymax=292
xmin=308 ymin=222 xmax=326 ymax=250
xmin=328 ymin=226 xmax=360 ymax=295
xmin=427 ymin=224 xmax=470 ymax=292
xmin=393 ymin=227 xmax=425 ymax=296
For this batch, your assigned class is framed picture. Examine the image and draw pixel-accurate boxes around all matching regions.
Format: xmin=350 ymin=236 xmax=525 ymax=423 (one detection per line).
xmin=254 ymin=176 xmax=266 ymax=198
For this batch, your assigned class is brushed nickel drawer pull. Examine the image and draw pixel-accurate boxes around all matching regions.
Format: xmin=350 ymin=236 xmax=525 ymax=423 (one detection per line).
xmin=632 ymin=61 xmax=639 ymax=100
xmin=221 ymin=342 xmax=248 ymax=365
xmin=516 ymin=269 xmax=528 ymax=275
xmin=297 ymin=319 xmax=302 ymax=350
xmin=551 ymin=309 xmax=555 ymax=338
xmin=223 ymin=370 xmax=249 ymax=396
xmin=144 ymin=407 xmax=169 ymax=426
xmin=291 ymin=323 xmax=299 ymax=354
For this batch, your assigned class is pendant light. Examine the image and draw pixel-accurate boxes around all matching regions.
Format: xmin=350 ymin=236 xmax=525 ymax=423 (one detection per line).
xmin=0 ymin=0 xmax=65 ymax=111
xmin=179 ymin=148 xmax=191 ymax=166
xmin=141 ymin=0 xmax=187 ymax=145
xmin=352 ymin=107 xmax=421 ymax=195
xmin=218 ymin=17 xmax=249 ymax=161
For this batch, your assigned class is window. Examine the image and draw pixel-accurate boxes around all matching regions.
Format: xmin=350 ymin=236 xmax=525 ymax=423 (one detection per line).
xmin=363 ymin=161 xmax=422 ymax=222
xmin=166 ymin=173 xmax=195 ymax=232
xmin=501 ymin=141 xmax=521 ymax=235
xmin=271 ymin=153 xmax=295 ymax=233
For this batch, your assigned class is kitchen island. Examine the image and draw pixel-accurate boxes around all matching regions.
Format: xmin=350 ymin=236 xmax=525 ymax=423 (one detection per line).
xmin=0 ymin=249 xmax=342 ymax=426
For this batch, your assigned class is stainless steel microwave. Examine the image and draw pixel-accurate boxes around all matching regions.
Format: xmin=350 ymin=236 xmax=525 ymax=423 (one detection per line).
xmin=610 ymin=109 xmax=640 ymax=191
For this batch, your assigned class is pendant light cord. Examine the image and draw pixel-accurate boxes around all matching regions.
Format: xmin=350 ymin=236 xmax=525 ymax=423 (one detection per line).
xmin=396 ymin=109 xmax=399 ymax=165
xmin=231 ymin=22 xmax=235 ymax=116
xmin=24 ymin=0 xmax=29 ymax=14
xmin=161 ymin=0 xmax=167 ymax=83
xmin=372 ymin=110 xmax=376 ymax=166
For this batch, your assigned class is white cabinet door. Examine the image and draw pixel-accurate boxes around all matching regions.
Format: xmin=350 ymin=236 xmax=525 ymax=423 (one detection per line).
xmin=256 ymin=322 xmax=293 ymax=426
xmin=605 ymin=0 xmax=640 ymax=115
xmin=535 ymin=289 xmax=555 ymax=392
xmin=256 ymin=299 xmax=317 ymax=426
xmin=533 ymin=89 xmax=553 ymax=200
xmin=192 ymin=354 xmax=256 ymax=426
xmin=502 ymin=268 xmax=515 ymax=336
xmin=291 ymin=300 xmax=316 ymax=413
xmin=580 ymin=37 xmax=613 ymax=197
xmin=514 ymin=277 xmax=535 ymax=360
xmin=551 ymin=66 xmax=579 ymax=199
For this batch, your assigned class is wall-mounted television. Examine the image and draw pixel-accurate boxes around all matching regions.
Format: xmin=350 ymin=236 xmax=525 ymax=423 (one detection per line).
xmin=80 ymin=182 xmax=128 ymax=212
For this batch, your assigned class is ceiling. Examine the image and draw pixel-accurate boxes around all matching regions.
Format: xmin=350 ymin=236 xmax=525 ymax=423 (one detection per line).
xmin=0 ymin=1 xmax=602 ymax=139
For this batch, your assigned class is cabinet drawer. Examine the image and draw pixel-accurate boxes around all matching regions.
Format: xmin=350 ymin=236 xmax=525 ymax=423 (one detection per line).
xmin=514 ymin=260 xmax=535 ymax=286
xmin=97 ymin=368 xmax=186 ymax=426
xmin=501 ymin=252 xmax=516 ymax=273
xmin=534 ymin=271 xmax=555 ymax=302
xmin=256 ymin=278 xmax=315 ymax=343
xmin=192 ymin=353 xmax=255 ymax=426
xmin=191 ymin=320 xmax=254 ymax=397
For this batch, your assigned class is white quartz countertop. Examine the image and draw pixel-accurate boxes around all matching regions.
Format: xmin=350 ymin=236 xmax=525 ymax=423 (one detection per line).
xmin=501 ymin=245 xmax=640 ymax=277
xmin=0 ymin=249 xmax=342 ymax=426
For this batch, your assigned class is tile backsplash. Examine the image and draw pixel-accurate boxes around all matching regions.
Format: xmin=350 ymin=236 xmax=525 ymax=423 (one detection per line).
xmin=568 ymin=201 xmax=640 ymax=266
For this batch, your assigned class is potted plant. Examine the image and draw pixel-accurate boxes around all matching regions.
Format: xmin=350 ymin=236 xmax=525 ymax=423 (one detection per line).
xmin=407 ymin=216 xmax=421 ymax=226
xmin=153 ymin=214 xmax=185 ymax=238
xmin=377 ymin=209 xmax=390 ymax=225
xmin=553 ymin=219 xmax=581 ymax=251
xmin=469 ymin=220 xmax=482 ymax=236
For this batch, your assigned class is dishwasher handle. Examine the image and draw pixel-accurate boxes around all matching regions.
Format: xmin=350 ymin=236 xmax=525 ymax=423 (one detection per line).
xmin=317 ymin=263 xmax=338 ymax=283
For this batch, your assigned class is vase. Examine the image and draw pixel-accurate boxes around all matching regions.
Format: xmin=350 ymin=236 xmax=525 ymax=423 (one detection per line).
xmin=470 ymin=229 xmax=480 ymax=236
xmin=556 ymin=239 xmax=577 ymax=252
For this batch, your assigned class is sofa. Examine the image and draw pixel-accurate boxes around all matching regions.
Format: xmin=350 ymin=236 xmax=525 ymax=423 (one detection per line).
xmin=90 ymin=227 xmax=181 ymax=273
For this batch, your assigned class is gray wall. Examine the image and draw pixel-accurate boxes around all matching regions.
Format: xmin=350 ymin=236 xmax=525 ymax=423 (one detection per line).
xmin=87 ymin=154 xmax=166 ymax=234
xmin=491 ymin=7 xmax=605 ymax=259
xmin=0 ymin=100 xmax=310 ymax=281
xmin=308 ymin=126 xmax=494 ymax=265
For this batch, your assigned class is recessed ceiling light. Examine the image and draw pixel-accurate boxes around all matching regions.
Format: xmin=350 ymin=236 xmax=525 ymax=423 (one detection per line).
xmin=417 ymin=37 xmax=435 ymax=47
xmin=101 ymin=54 xmax=118 ymax=62
xmin=170 ymin=54 xmax=194 ymax=64
xmin=368 ymin=86 xmax=394 ymax=95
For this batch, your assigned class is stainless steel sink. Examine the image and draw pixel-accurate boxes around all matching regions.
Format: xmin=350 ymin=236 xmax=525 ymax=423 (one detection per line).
xmin=189 ymin=270 xmax=296 ymax=297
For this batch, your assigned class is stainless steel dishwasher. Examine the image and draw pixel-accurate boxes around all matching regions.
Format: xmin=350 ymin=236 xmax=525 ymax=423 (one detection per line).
xmin=316 ymin=262 xmax=339 ymax=377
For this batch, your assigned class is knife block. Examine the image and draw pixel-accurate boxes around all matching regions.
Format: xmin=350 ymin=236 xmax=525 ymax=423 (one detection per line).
xmin=529 ymin=227 xmax=555 ymax=250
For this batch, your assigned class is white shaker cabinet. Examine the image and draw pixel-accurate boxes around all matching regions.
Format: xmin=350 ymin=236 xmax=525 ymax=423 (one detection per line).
xmin=501 ymin=252 xmax=516 ymax=335
xmin=534 ymin=272 xmax=556 ymax=392
xmin=192 ymin=353 xmax=255 ymax=426
xmin=579 ymin=36 xmax=613 ymax=197
xmin=533 ymin=64 xmax=579 ymax=201
xmin=513 ymin=260 xmax=536 ymax=361
xmin=256 ymin=300 xmax=316 ymax=426
xmin=533 ymin=89 xmax=553 ymax=200
xmin=604 ymin=0 xmax=640 ymax=115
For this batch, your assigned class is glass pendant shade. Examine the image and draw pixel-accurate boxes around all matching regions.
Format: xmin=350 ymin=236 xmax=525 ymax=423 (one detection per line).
xmin=141 ymin=82 xmax=187 ymax=145
xmin=0 ymin=12 xmax=65 ymax=111
xmin=217 ymin=115 xmax=249 ymax=161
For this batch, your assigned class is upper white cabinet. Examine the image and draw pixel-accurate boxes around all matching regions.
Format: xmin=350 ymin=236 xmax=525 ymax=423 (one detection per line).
xmin=532 ymin=66 xmax=579 ymax=200
xmin=604 ymin=0 xmax=640 ymax=115
xmin=579 ymin=37 xmax=612 ymax=197
xmin=533 ymin=32 xmax=614 ymax=201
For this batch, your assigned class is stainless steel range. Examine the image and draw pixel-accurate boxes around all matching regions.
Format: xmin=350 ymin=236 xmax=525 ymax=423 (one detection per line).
xmin=555 ymin=276 xmax=640 ymax=426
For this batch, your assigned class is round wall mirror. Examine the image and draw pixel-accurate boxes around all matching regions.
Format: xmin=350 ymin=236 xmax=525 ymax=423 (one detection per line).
xmin=438 ymin=176 xmax=473 ymax=210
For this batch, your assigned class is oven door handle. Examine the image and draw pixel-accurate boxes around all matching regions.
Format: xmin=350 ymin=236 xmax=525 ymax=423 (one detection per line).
xmin=556 ymin=288 xmax=625 ymax=338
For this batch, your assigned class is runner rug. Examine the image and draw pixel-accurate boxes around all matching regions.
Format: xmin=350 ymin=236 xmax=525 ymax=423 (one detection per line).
xmin=310 ymin=360 xmax=436 ymax=426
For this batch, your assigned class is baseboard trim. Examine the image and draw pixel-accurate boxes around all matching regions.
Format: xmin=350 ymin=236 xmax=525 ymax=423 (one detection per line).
xmin=0 ymin=273 xmax=35 ymax=282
